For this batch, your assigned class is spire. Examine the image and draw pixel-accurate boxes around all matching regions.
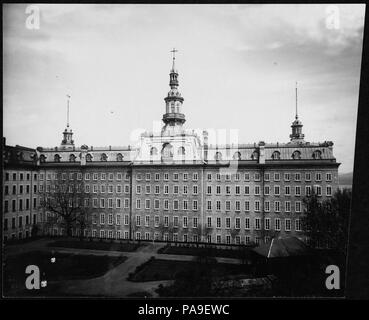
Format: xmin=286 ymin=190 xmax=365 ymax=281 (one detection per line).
xmin=66 ymin=94 xmax=71 ymax=128
xmin=295 ymin=81 xmax=298 ymax=120
xmin=171 ymin=48 xmax=177 ymax=72
xmin=289 ymin=82 xmax=305 ymax=143
xmin=162 ymin=49 xmax=185 ymax=134
xmin=61 ymin=94 xmax=75 ymax=149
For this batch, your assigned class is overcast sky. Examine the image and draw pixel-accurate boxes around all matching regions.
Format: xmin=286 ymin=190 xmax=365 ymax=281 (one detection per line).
xmin=3 ymin=4 xmax=365 ymax=173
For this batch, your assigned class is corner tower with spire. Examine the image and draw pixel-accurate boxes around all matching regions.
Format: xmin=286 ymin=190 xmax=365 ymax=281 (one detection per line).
xmin=289 ymin=82 xmax=305 ymax=143
xmin=162 ymin=48 xmax=186 ymax=135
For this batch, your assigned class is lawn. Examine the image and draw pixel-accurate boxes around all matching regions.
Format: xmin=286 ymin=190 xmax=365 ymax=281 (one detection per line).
xmin=128 ymin=258 xmax=252 ymax=282
xmin=158 ymin=244 xmax=256 ymax=260
xmin=47 ymin=239 xmax=143 ymax=252
xmin=3 ymin=250 xmax=127 ymax=297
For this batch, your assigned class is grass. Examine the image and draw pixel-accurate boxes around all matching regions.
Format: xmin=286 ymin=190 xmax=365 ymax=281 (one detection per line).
xmin=128 ymin=258 xmax=252 ymax=282
xmin=47 ymin=239 xmax=143 ymax=252
xmin=3 ymin=250 xmax=127 ymax=297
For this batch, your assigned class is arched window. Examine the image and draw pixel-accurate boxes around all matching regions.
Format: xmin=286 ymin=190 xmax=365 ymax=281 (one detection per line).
xmin=150 ymin=147 xmax=158 ymax=156
xmin=69 ymin=154 xmax=76 ymax=162
xmin=178 ymin=146 xmax=186 ymax=156
xmin=161 ymin=143 xmax=173 ymax=160
xmin=86 ymin=154 xmax=92 ymax=162
xmin=312 ymin=150 xmax=322 ymax=160
xmin=100 ymin=153 xmax=107 ymax=162
xmin=215 ymin=152 xmax=222 ymax=161
xmin=39 ymin=154 xmax=46 ymax=163
xmin=292 ymin=150 xmax=301 ymax=160
xmin=251 ymin=151 xmax=259 ymax=160
xmin=54 ymin=154 xmax=61 ymax=162
xmin=116 ymin=153 xmax=123 ymax=161
xmin=17 ymin=152 xmax=24 ymax=160
xmin=233 ymin=151 xmax=241 ymax=160
xmin=272 ymin=151 xmax=281 ymax=160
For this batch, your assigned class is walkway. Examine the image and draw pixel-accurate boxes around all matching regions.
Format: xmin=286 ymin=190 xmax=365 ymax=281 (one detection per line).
xmin=4 ymin=239 xmax=244 ymax=297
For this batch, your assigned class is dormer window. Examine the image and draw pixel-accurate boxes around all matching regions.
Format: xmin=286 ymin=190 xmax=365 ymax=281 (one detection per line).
xmin=86 ymin=154 xmax=92 ymax=162
xmin=292 ymin=150 xmax=301 ymax=160
xmin=215 ymin=152 xmax=222 ymax=161
xmin=150 ymin=147 xmax=158 ymax=156
xmin=251 ymin=151 xmax=259 ymax=160
xmin=69 ymin=154 xmax=76 ymax=162
xmin=312 ymin=150 xmax=322 ymax=160
xmin=40 ymin=155 xmax=46 ymax=163
xmin=101 ymin=153 xmax=107 ymax=162
xmin=178 ymin=146 xmax=185 ymax=156
xmin=272 ymin=151 xmax=281 ymax=160
xmin=233 ymin=151 xmax=241 ymax=160
xmin=116 ymin=153 xmax=123 ymax=162
xmin=54 ymin=154 xmax=61 ymax=162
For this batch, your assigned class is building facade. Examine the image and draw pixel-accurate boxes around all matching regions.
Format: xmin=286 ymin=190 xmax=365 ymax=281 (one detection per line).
xmin=2 ymin=138 xmax=40 ymax=241
xmin=2 ymin=55 xmax=340 ymax=245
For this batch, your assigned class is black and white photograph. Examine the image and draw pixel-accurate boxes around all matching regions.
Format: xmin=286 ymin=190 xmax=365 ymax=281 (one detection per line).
xmin=2 ymin=3 xmax=366 ymax=300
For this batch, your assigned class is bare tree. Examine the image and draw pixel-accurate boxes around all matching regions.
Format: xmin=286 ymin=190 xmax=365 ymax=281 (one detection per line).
xmin=39 ymin=171 xmax=92 ymax=237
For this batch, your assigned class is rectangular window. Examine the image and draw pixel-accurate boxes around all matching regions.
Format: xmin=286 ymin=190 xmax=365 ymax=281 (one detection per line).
xmin=173 ymin=185 xmax=179 ymax=194
xmin=154 ymin=173 xmax=160 ymax=181
xmin=316 ymin=173 xmax=322 ymax=181
xmin=183 ymin=216 xmax=188 ymax=228
xmin=207 ymin=185 xmax=212 ymax=195
xmin=295 ymin=173 xmax=301 ymax=181
xmin=183 ymin=200 xmax=188 ymax=210
xmin=254 ymin=185 xmax=260 ymax=196
xmin=295 ymin=201 xmax=302 ymax=213
xmin=306 ymin=186 xmax=312 ymax=196
xmin=145 ymin=199 xmax=150 ymax=209
xmin=100 ymin=198 xmax=105 ymax=208
xmin=326 ymin=173 xmax=332 ymax=182
xmin=124 ymin=215 xmax=129 ymax=225
xmin=164 ymin=185 xmax=169 ymax=194
xmin=245 ymin=201 xmax=250 ymax=212
xmin=225 ymin=201 xmax=231 ymax=211
xmin=193 ymin=185 xmax=198 ymax=194
xmin=285 ymin=219 xmax=291 ymax=231
xmin=207 ymin=173 xmax=212 ymax=181
xmin=245 ymin=217 xmax=250 ymax=230
xmin=216 ymin=200 xmax=221 ymax=211
xmin=145 ymin=173 xmax=151 ymax=181
xmin=274 ymin=185 xmax=280 ymax=196
xmin=136 ymin=199 xmax=141 ymax=209
xmin=255 ymin=218 xmax=261 ymax=230
xmin=264 ymin=185 xmax=270 ymax=195
xmin=193 ymin=217 xmax=198 ymax=228
xmin=108 ymin=214 xmax=113 ymax=225
xmin=193 ymin=200 xmax=198 ymax=211
xmin=235 ymin=201 xmax=240 ymax=212
xmin=326 ymin=186 xmax=332 ymax=196
xmin=100 ymin=213 xmax=105 ymax=225
xmin=108 ymin=198 xmax=113 ymax=208
xmin=225 ymin=217 xmax=231 ymax=229
xmin=235 ymin=217 xmax=240 ymax=229
xmin=285 ymin=201 xmax=291 ymax=212
xmin=295 ymin=219 xmax=302 ymax=231
xmin=244 ymin=173 xmax=250 ymax=181
xmin=154 ymin=215 xmax=159 ymax=227
xmin=207 ymin=216 xmax=212 ymax=228
xmin=173 ymin=173 xmax=179 ymax=181
xmin=145 ymin=215 xmax=150 ymax=227
xmin=164 ymin=199 xmax=169 ymax=210
xmin=264 ymin=173 xmax=270 ymax=181
xmin=216 ymin=185 xmax=221 ymax=195
xmin=216 ymin=217 xmax=221 ymax=228
xmin=183 ymin=173 xmax=188 ymax=181
xmin=193 ymin=173 xmax=198 ymax=181
xmin=145 ymin=185 xmax=151 ymax=194
xmin=173 ymin=200 xmax=179 ymax=210
xmin=265 ymin=201 xmax=270 ymax=212
xmin=265 ymin=218 xmax=270 ymax=230
xmin=136 ymin=215 xmax=141 ymax=226
xmin=254 ymin=200 xmax=260 ymax=212
xmin=295 ymin=186 xmax=301 ymax=196
xmin=154 ymin=199 xmax=160 ymax=209
xmin=254 ymin=173 xmax=260 ymax=181
xmin=285 ymin=186 xmax=290 ymax=196
xmin=207 ymin=200 xmax=212 ymax=211
xmin=275 ymin=218 xmax=281 ymax=231
xmin=244 ymin=185 xmax=250 ymax=195
xmin=274 ymin=201 xmax=280 ymax=212
xmin=305 ymin=172 xmax=311 ymax=181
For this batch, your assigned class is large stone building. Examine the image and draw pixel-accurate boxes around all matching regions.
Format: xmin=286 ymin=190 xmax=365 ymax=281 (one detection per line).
xmin=3 ymin=54 xmax=340 ymax=245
